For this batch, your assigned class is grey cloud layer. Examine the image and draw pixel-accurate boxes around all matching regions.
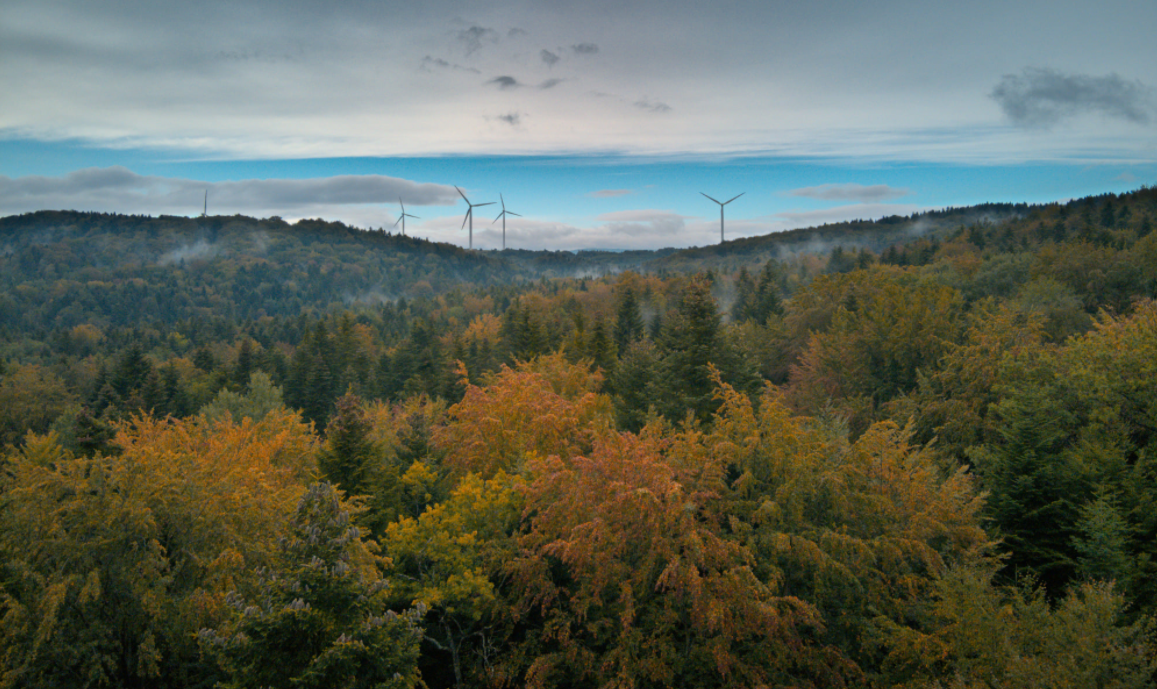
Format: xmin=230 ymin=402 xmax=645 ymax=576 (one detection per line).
xmin=457 ymin=25 xmax=500 ymax=54
xmin=0 ymin=168 xmax=459 ymax=216
xmin=992 ymin=68 xmax=1155 ymax=127
xmin=2 ymin=0 xmax=1157 ymax=161
xmin=790 ymin=183 xmax=911 ymax=203
xmin=488 ymin=76 xmax=521 ymax=89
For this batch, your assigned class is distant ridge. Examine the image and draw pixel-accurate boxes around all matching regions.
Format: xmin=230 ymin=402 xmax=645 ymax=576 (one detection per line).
xmin=3 ymin=187 xmax=1152 ymax=330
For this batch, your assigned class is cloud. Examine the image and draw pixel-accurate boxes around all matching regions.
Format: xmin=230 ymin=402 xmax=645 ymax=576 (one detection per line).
xmin=991 ymin=68 xmax=1155 ymax=127
xmin=507 ymin=28 xmax=527 ymax=38
xmin=634 ymin=98 xmax=672 ymax=113
xmin=572 ymin=43 xmax=599 ymax=55
xmin=214 ymin=46 xmax=304 ymax=64
xmin=0 ymin=167 xmax=460 ymax=218
xmin=457 ymin=25 xmax=499 ymax=55
xmin=538 ymin=78 xmax=563 ymax=89
xmin=496 ymin=112 xmax=522 ymax=126
xmin=589 ymin=189 xmax=634 ymax=198
xmin=540 ymin=49 xmax=560 ymax=67
xmin=420 ymin=55 xmax=481 ymax=74
xmin=597 ymin=209 xmax=686 ymax=234
xmin=487 ymin=75 xmax=521 ymax=90
xmin=789 ymin=183 xmax=911 ymax=203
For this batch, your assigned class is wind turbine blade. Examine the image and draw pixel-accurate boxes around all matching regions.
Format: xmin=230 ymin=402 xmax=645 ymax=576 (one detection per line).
xmin=500 ymin=193 xmax=506 ymax=211
xmin=399 ymin=199 xmax=405 ymax=212
xmin=700 ymin=192 xmax=722 ymax=205
xmin=405 ymin=213 xmax=420 ymax=219
xmin=508 ymin=211 xmax=522 ymax=217
xmin=724 ymin=192 xmax=745 ymax=205
xmin=475 ymin=202 xmax=495 ymax=208
xmin=461 ymin=209 xmax=471 ymax=230
xmin=393 ymin=217 xmax=402 ymax=228
xmin=493 ymin=211 xmax=503 ymax=223
xmin=456 ymin=186 xmax=469 ymax=203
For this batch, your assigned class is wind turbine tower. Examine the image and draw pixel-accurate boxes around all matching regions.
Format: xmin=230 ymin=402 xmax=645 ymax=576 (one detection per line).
xmin=700 ymin=192 xmax=744 ymax=243
xmin=202 ymin=190 xmax=208 ymax=217
xmin=492 ymin=194 xmax=522 ymax=250
xmin=393 ymin=198 xmax=419 ymax=236
xmin=456 ymin=186 xmax=494 ymax=250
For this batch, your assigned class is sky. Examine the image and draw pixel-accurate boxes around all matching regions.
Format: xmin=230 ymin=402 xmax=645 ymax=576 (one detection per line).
xmin=2 ymin=0 xmax=1156 ymax=250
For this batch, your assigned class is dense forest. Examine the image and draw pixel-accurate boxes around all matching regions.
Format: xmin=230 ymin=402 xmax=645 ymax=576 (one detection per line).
xmin=1 ymin=186 xmax=1156 ymax=688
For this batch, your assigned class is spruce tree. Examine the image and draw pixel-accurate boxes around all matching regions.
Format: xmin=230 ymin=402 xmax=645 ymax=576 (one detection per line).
xmin=658 ymin=276 xmax=721 ymax=423
xmin=614 ymin=287 xmax=645 ymax=349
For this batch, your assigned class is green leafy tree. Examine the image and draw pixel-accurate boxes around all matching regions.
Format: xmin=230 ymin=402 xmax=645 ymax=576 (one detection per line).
xmin=385 ymin=472 xmax=522 ymax=689
xmin=0 ymin=364 xmax=76 ymax=448
xmin=200 ymin=371 xmax=286 ymax=424
xmin=883 ymin=566 xmax=1154 ymax=688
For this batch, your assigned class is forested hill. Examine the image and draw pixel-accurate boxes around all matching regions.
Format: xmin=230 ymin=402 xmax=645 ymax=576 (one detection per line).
xmin=0 ymin=190 xmax=1150 ymax=331
xmin=653 ymin=202 xmax=1031 ymax=272
xmin=0 ymin=211 xmax=529 ymax=329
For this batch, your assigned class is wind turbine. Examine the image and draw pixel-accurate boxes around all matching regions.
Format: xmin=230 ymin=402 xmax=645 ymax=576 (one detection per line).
xmin=456 ymin=186 xmax=494 ymax=250
xmin=393 ymin=198 xmax=419 ymax=236
xmin=202 ymin=190 xmax=208 ymax=217
xmin=492 ymin=194 xmax=521 ymax=250
xmin=700 ymin=192 xmax=744 ymax=243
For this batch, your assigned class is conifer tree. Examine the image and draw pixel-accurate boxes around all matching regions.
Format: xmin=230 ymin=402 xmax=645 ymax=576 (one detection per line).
xmin=658 ymin=275 xmax=722 ymax=423
xmin=613 ymin=286 xmax=645 ymax=349
xmin=202 ymin=483 xmax=423 ymax=689
xmin=318 ymin=392 xmax=375 ymax=496
xmin=731 ymin=267 xmax=756 ymax=322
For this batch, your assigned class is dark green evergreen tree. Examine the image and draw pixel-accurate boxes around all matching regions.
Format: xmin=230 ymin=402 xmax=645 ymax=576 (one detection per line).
xmin=233 ymin=339 xmax=255 ymax=389
xmin=731 ymin=268 xmax=756 ymax=323
xmin=613 ymin=287 xmax=646 ymax=351
xmin=751 ymin=260 xmax=784 ymax=323
xmin=201 ymin=483 xmax=424 ymax=689
xmin=318 ymin=393 xmax=375 ymax=496
xmin=611 ymin=339 xmax=661 ymax=432
xmin=587 ymin=317 xmax=614 ymax=379
xmin=657 ymin=276 xmax=722 ymax=423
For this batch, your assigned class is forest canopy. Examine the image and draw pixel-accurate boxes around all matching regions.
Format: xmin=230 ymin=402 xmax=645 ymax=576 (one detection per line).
xmin=2 ymin=186 xmax=1157 ymax=687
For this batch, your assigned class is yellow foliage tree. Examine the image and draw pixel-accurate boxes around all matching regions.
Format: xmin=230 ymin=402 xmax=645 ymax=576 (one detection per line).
xmin=0 ymin=410 xmax=316 ymax=688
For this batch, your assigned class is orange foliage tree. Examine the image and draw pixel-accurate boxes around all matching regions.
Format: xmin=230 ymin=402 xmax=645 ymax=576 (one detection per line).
xmin=502 ymin=428 xmax=844 ymax=689
xmin=435 ymin=354 xmax=612 ymax=478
